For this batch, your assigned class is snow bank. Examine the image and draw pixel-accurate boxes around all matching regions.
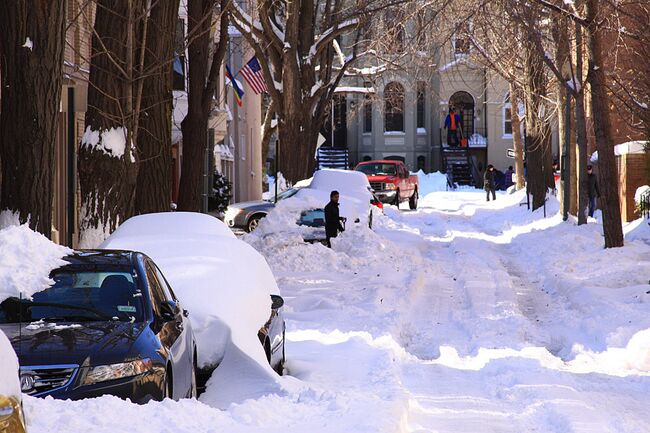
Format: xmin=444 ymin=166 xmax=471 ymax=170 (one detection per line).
xmin=0 ymin=224 xmax=72 ymax=302
xmin=416 ymin=170 xmax=448 ymax=196
xmin=0 ymin=330 xmax=20 ymax=399
xmin=101 ymin=235 xmax=271 ymax=370
xmin=0 ymin=222 xmax=71 ymax=400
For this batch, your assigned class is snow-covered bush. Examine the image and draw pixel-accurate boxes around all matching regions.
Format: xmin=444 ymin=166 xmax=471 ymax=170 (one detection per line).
xmin=635 ymin=185 xmax=650 ymax=207
xmin=208 ymin=171 xmax=232 ymax=214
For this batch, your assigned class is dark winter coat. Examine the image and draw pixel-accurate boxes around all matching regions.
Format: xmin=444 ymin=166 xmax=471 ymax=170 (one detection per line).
xmin=588 ymin=173 xmax=600 ymax=199
xmin=484 ymin=169 xmax=496 ymax=191
xmin=324 ymin=201 xmax=343 ymax=238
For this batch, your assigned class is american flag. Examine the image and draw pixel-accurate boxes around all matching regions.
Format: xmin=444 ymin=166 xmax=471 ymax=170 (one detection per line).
xmin=239 ymin=56 xmax=268 ymax=94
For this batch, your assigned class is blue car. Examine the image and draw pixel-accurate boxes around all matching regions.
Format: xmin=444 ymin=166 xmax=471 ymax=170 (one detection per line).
xmin=0 ymin=250 xmax=197 ymax=403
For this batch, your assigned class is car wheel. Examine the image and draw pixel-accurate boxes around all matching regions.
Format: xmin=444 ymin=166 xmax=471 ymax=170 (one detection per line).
xmin=247 ymin=215 xmax=263 ymax=232
xmin=409 ymin=190 xmax=418 ymax=210
xmin=393 ymin=190 xmax=400 ymax=209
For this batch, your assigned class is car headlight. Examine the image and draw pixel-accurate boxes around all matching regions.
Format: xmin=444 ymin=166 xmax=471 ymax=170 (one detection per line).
xmin=225 ymin=207 xmax=243 ymax=220
xmin=384 ymin=183 xmax=397 ymax=190
xmin=83 ymin=358 xmax=153 ymax=385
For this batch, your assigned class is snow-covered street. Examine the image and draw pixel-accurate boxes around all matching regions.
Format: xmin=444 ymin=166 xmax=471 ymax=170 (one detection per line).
xmin=25 ymin=190 xmax=650 ymax=433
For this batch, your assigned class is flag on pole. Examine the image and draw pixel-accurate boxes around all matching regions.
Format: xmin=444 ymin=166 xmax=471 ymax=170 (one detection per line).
xmin=239 ymin=56 xmax=268 ymax=94
xmin=225 ymin=64 xmax=244 ymax=107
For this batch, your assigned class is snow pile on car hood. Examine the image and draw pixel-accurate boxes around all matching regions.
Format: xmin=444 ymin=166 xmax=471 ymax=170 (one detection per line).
xmin=0 ymin=330 xmax=20 ymax=399
xmin=101 ymin=230 xmax=274 ymax=370
xmin=0 ymin=222 xmax=72 ymax=302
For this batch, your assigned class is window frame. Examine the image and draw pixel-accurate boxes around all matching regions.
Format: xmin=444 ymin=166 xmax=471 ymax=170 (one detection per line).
xmin=503 ymin=93 xmax=513 ymax=139
xmin=384 ymin=82 xmax=405 ymax=133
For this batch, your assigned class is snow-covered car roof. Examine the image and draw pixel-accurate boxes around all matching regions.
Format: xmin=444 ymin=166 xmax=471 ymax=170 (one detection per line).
xmin=107 ymin=212 xmax=236 ymax=240
xmin=100 ymin=214 xmax=276 ymax=369
xmin=294 ymin=169 xmax=373 ymax=222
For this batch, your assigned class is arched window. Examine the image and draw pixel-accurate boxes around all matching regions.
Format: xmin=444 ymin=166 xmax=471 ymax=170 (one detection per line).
xmin=416 ymin=82 xmax=426 ymax=129
xmin=384 ymin=82 xmax=404 ymax=132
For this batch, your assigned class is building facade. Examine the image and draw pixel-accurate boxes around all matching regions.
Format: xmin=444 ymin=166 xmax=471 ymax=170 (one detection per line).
xmin=335 ymin=19 xmax=558 ymax=178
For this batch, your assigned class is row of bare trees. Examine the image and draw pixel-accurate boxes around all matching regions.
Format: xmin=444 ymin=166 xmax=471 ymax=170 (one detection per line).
xmin=457 ymin=0 xmax=650 ymax=248
xmin=0 ymin=0 xmax=229 ymax=245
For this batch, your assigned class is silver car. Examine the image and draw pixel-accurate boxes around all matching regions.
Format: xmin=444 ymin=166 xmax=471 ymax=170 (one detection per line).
xmin=224 ymin=188 xmax=300 ymax=232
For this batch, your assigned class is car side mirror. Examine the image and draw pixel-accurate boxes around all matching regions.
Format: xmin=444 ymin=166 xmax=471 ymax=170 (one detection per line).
xmin=271 ymin=295 xmax=284 ymax=310
xmin=159 ymin=300 xmax=177 ymax=321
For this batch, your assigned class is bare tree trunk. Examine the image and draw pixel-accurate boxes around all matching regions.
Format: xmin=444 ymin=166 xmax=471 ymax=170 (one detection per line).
xmin=569 ymin=98 xmax=578 ymax=215
xmin=178 ymin=0 xmax=228 ymax=211
xmin=523 ymin=47 xmax=552 ymax=210
xmin=585 ymin=0 xmax=623 ymax=247
xmin=135 ymin=0 xmax=180 ymax=214
xmin=79 ymin=0 xmax=139 ymax=247
xmin=575 ymin=22 xmax=588 ymax=225
xmin=0 ymin=0 xmax=65 ymax=237
xmin=510 ymin=82 xmax=526 ymax=189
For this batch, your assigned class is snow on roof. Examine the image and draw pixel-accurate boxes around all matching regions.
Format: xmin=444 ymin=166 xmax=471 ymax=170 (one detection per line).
xmin=100 ymin=213 xmax=275 ymax=372
xmin=591 ymin=141 xmax=647 ymax=162
xmin=334 ymin=86 xmax=375 ymax=94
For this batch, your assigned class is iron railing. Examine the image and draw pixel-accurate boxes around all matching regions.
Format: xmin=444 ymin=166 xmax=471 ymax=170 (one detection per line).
xmin=639 ymin=189 xmax=650 ymax=219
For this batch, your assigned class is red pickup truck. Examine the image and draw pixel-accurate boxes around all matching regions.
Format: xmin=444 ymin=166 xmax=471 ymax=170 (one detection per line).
xmin=355 ymin=160 xmax=419 ymax=209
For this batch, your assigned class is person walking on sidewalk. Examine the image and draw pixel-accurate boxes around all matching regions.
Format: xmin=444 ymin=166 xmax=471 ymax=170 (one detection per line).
xmin=484 ymin=164 xmax=497 ymax=201
xmin=587 ymin=165 xmax=600 ymax=217
xmin=324 ymin=190 xmax=346 ymax=248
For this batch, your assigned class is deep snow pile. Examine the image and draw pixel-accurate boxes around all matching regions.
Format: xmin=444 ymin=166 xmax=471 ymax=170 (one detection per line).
xmin=24 ymin=190 xmax=650 ymax=433
xmin=0 ymin=222 xmax=72 ymax=301
xmin=415 ymin=170 xmax=447 ymax=196
xmin=0 ymin=220 xmax=71 ymax=401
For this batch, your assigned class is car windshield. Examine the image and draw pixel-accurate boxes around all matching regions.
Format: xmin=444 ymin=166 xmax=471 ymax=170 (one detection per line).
xmin=0 ymin=270 xmax=144 ymax=324
xmin=297 ymin=209 xmax=326 ymax=227
xmin=268 ymin=188 xmax=298 ymax=203
xmin=356 ymin=163 xmax=397 ymax=176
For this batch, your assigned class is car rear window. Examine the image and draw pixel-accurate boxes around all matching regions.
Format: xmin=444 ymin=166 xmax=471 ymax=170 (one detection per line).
xmin=0 ymin=271 xmax=145 ymax=323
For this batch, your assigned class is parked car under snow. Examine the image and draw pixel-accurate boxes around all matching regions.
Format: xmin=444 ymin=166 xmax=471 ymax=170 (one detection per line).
xmin=294 ymin=169 xmax=380 ymax=228
xmin=100 ymin=212 xmax=286 ymax=391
